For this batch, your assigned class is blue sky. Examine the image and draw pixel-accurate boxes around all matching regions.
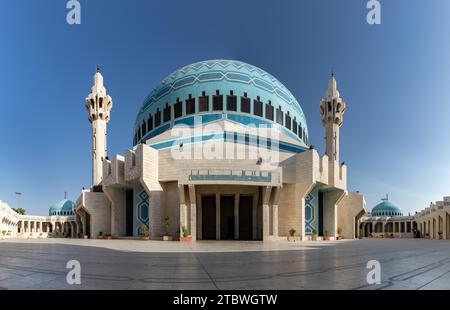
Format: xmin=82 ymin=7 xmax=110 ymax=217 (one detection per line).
xmin=1 ymin=0 xmax=450 ymax=215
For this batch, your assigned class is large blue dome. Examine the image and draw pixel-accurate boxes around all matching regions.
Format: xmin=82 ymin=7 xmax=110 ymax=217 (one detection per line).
xmin=371 ymin=200 xmax=403 ymax=217
xmin=49 ymin=199 xmax=75 ymax=216
xmin=133 ymin=60 xmax=308 ymax=146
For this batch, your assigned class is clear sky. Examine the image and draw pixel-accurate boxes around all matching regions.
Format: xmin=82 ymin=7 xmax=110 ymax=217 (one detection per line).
xmin=1 ymin=0 xmax=450 ymax=216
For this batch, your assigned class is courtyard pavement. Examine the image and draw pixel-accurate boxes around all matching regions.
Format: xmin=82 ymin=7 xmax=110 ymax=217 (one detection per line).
xmin=0 ymin=238 xmax=449 ymax=289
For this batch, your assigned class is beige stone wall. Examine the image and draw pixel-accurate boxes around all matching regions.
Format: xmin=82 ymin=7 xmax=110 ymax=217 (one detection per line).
xmin=77 ymin=190 xmax=111 ymax=238
xmin=337 ymin=192 xmax=366 ymax=239
xmin=103 ymin=187 xmax=126 ymax=237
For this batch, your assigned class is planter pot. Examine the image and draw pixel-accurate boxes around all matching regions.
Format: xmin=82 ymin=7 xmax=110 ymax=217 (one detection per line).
xmin=180 ymin=236 xmax=192 ymax=243
xmin=312 ymin=235 xmax=317 ymax=241
xmin=83 ymin=235 xmax=88 ymax=240
xmin=324 ymin=236 xmax=330 ymax=241
xmin=105 ymin=236 xmax=113 ymax=240
xmin=163 ymin=236 xmax=173 ymax=241
xmin=336 ymin=236 xmax=342 ymax=240
xmin=140 ymin=236 xmax=150 ymax=240
xmin=287 ymin=236 xmax=300 ymax=242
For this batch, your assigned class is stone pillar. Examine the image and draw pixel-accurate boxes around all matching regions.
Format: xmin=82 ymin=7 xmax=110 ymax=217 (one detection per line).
xmin=178 ymin=185 xmax=187 ymax=237
xmin=271 ymin=187 xmax=281 ymax=239
xmin=189 ymin=185 xmax=197 ymax=241
xmin=216 ymin=192 xmax=220 ymax=240
xmin=252 ymin=193 xmax=258 ymax=240
xmin=262 ymin=186 xmax=272 ymax=241
xmin=71 ymin=222 xmax=75 ymax=238
xmin=234 ymin=194 xmax=240 ymax=240
xmin=443 ymin=215 xmax=447 ymax=240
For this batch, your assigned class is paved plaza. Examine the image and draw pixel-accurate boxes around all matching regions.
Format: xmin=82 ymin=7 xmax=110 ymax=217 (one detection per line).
xmin=0 ymin=238 xmax=449 ymax=290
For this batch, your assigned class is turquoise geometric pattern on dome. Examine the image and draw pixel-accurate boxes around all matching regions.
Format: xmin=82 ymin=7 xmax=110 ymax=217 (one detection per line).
xmin=371 ymin=200 xmax=403 ymax=217
xmin=134 ymin=60 xmax=309 ymax=146
xmin=49 ymin=199 xmax=75 ymax=216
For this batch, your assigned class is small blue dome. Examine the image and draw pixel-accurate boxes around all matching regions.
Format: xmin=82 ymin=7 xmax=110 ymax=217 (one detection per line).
xmin=371 ymin=200 xmax=403 ymax=217
xmin=49 ymin=199 xmax=75 ymax=216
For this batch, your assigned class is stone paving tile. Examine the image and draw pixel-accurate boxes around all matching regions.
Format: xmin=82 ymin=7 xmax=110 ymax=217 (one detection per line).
xmin=1 ymin=238 xmax=450 ymax=289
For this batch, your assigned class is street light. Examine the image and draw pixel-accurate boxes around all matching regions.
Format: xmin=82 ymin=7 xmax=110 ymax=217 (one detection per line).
xmin=15 ymin=192 xmax=22 ymax=212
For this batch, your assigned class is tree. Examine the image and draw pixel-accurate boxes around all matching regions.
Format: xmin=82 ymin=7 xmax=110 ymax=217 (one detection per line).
xmin=12 ymin=208 xmax=26 ymax=215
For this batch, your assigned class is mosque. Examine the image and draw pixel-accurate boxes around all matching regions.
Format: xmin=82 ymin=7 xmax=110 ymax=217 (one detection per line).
xmin=2 ymin=60 xmax=449 ymax=242
xmin=72 ymin=59 xmax=366 ymax=241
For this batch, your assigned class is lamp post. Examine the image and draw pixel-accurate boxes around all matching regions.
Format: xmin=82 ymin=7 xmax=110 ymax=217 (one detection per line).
xmin=15 ymin=192 xmax=22 ymax=211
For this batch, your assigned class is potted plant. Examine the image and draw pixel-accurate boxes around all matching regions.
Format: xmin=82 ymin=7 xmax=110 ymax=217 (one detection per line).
xmin=162 ymin=216 xmax=172 ymax=241
xmin=311 ymin=228 xmax=318 ymax=241
xmin=438 ymin=231 xmax=443 ymax=240
xmin=288 ymin=228 xmax=298 ymax=241
xmin=83 ymin=234 xmax=89 ymax=239
xmin=336 ymin=227 xmax=343 ymax=240
xmin=98 ymin=231 xmax=103 ymax=239
xmin=359 ymin=228 xmax=364 ymax=239
xmin=104 ymin=234 xmax=112 ymax=240
xmin=180 ymin=226 xmax=192 ymax=242
xmin=139 ymin=224 xmax=150 ymax=240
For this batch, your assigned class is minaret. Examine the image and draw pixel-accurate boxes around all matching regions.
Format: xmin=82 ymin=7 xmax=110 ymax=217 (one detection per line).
xmin=85 ymin=65 xmax=112 ymax=186
xmin=319 ymin=74 xmax=346 ymax=163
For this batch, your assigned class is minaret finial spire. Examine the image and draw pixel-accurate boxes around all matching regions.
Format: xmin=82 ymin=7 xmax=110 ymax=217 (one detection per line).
xmin=96 ymin=64 xmax=100 ymax=73
xmin=64 ymin=191 xmax=67 ymax=199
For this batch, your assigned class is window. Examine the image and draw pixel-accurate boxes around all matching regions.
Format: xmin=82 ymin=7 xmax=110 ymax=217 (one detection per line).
xmin=303 ymin=128 xmax=306 ymax=143
xmin=298 ymin=124 xmax=303 ymax=140
xmin=199 ymin=91 xmax=209 ymax=112
xmin=163 ymin=103 xmax=171 ymax=123
xmin=174 ymin=98 xmax=182 ymax=118
xmin=138 ymin=127 xmax=141 ymax=141
xmin=293 ymin=118 xmax=298 ymax=135
xmin=285 ymin=112 xmax=291 ymax=130
xmin=141 ymin=121 xmax=147 ymax=136
xmin=265 ymin=101 xmax=274 ymax=120
xmin=99 ymin=97 xmax=103 ymax=108
xmin=276 ymin=106 xmax=283 ymax=125
xmin=213 ymin=90 xmax=223 ymax=111
xmin=253 ymin=96 xmax=263 ymax=117
xmin=147 ymin=114 xmax=153 ymax=131
xmin=328 ymin=101 xmax=332 ymax=112
xmin=186 ymin=94 xmax=195 ymax=115
xmin=241 ymin=92 xmax=250 ymax=113
xmin=155 ymin=108 xmax=161 ymax=127
xmin=226 ymin=90 xmax=237 ymax=111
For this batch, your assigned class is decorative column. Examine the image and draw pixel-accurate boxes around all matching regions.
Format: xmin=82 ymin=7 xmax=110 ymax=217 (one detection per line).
xmin=262 ymin=186 xmax=272 ymax=241
xmin=215 ymin=192 xmax=220 ymax=240
xmin=178 ymin=185 xmax=188 ymax=237
xmin=252 ymin=194 xmax=258 ymax=240
xmin=271 ymin=187 xmax=281 ymax=239
xmin=234 ymin=194 xmax=240 ymax=240
xmin=189 ymin=185 xmax=197 ymax=241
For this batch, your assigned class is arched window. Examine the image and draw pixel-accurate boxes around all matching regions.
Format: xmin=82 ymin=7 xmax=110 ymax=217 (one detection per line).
xmin=186 ymin=94 xmax=195 ymax=115
xmin=174 ymin=98 xmax=182 ymax=118
xmin=199 ymin=91 xmax=209 ymax=112
xmin=265 ymin=101 xmax=274 ymax=121
xmin=253 ymin=96 xmax=263 ymax=117
xmin=240 ymin=92 xmax=250 ymax=113
xmin=163 ymin=103 xmax=171 ymax=123
xmin=226 ymin=91 xmax=237 ymax=111
xmin=213 ymin=90 xmax=223 ymax=111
